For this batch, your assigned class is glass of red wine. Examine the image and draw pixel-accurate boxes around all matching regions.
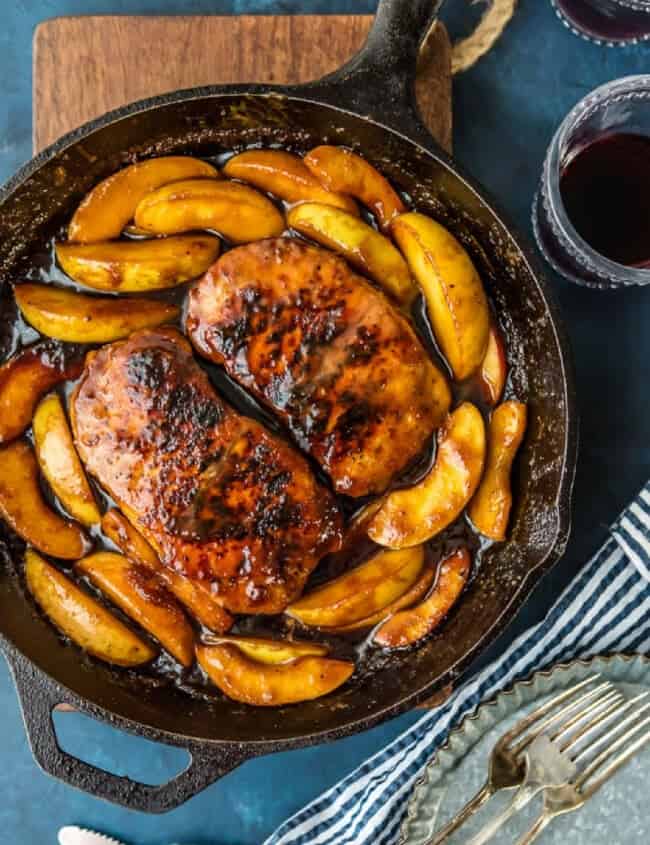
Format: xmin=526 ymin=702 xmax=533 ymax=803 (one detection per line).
xmin=532 ymin=75 xmax=650 ymax=288
xmin=552 ymin=0 xmax=650 ymax=44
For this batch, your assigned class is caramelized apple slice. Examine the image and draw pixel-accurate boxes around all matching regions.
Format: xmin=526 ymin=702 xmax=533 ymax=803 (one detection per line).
xmin=100 ymin=509 xmax=233 ymax=633
xmin=14 ymin=283 xmax=179 ymax=343
xmin=286 ymin=545 xmax=424 ymax=628
xmin=33 ymin=393 xmax=100 ymax=526
xmin=68 ymin=156 xmax=219 ymax=243
xmin=468 ymin=401 xmax=527 ymax=540
xmin=201 ymin=635 xmax=328 ymax=664
xmin=337 ymin=498 xmax=387 ymax=557
xmin=322 ymin=564 xmax=437 ymax=633
xmin=101 ymin=508 xmax=159 ymax=567
xmin=56 ymin=235 xmax=220 ymax=292
xmin=223 ymin=150 xmax=358 ymax=213
xmin=196 ymin=643 xmax=354 ymax=706
xmin=304 ymin=146 xmax=405 ymax=231
xmin=478 ymin=322 xmax=508 ymax=406
xmin=159 ymin=573 xmax=233 ymax=634
xmin=25 ymin=549 xmax=156 ymax=666
xmin=287 ymin=202 xmax=416 ymax=305
xmin=392 ymin=212 xmax=490 ymax=380
xmin=122 ymin=224 xmax=160 ymax=238
xmin=374 ymin=548 xmax=471 ymax=648
xmin=77 ymin=552 xmax=194 ymax=667
xmin=367 ymin=403 xmax=486 ymax=548
xmin=0 ymin=342 xmax=83 ymax=444
xmin=0 ymin=440 xmax=90 ymax=559
xmin=134 ymin=180 xmax=285 ymax=243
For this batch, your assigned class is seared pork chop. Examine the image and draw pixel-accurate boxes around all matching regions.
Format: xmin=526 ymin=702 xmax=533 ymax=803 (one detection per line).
xmin=71 ymin=328 xmax=341 ymax=614
xmin=186 ymin=238 xmax=450 ymax=497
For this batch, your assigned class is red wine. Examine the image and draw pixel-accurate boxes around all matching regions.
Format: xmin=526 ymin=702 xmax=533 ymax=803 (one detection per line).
xmin=559 ymin=132 xmax=650 ymax=266
xmin=555 ymin=0 xmax=650 ymax=43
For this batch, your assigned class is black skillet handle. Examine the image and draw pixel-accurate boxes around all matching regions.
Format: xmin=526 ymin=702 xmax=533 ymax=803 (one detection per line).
xmin=299 ymin=0 xmax=446 ymax=142
xmin=6 ymin=652 xmax=251 ymax=813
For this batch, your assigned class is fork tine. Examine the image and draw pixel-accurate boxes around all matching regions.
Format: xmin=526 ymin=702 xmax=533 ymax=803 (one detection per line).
xmin=498 ymin=676 xmax=601 ymax=746
xmin=581 ymin=723 xmax=650 ymax=799
xmin=572 ymin=697 xmax=650 ymax=764
xmin=511 ymin=681 xmax=613 ymax=756
xmin=551 ymin=689 xmax=622 ymax=746
xmin=561 ymin=696 xmax=639 ymax=754
xmin=576 ymin=712 xmax=650 ymax=789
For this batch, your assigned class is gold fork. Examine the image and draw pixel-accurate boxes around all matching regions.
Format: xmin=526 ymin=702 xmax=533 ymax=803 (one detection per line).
xmin=515 ymin=692 xmax=650 ymax=844
xmin=426 ymin=676 xmax=612 ymax=844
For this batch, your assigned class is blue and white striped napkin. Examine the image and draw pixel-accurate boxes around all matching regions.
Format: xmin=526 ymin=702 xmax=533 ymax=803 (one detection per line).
xmin=267 ymin=480 xmax=650 ymax=845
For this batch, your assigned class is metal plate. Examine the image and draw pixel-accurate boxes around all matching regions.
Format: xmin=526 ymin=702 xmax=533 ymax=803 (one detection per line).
xmin=401 ymin=654 xmax=650 ymax=844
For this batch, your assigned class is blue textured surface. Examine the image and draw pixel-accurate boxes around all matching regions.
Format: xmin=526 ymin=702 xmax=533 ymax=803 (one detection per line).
xmin=1 ymin=2 xmax=649 ymax=843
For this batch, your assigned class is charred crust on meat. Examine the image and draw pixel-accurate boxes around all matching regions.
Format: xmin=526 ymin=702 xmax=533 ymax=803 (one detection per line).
xmin=70 ymin=327 xmax=342 ymax=615
xmin=185 ymin=238 xmax=445 ymax=497
xmin=126 ymin=348 xmax=173 ymax=391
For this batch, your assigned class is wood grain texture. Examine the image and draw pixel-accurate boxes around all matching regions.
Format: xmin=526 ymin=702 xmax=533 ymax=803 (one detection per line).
xmin=33 ymin=15 xmax=451 ymax=153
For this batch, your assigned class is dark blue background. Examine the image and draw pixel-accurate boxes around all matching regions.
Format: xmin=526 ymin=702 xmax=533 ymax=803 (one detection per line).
xmin=1 ymin=2 xmax=648 ymax=843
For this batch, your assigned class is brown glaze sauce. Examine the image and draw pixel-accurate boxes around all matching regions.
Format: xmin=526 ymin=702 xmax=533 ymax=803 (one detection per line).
xmin=1 ymin=147 xmax=515 ymax=698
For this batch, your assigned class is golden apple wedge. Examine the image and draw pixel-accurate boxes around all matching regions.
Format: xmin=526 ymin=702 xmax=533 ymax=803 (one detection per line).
xmin=392 ymin=212 xmax=490 ymax=380
xmin=14 ymin=283 xmax=179 ymax=343
xmin=56 ymin=235 xmax=220 ymax=292
xmin=0 ymin=342 xmax=83 ymax=445
xmin=286 ymin=545 xmax=424 ymax=628
xmin=0 ymin=440 xmax=91 ymax=559
xmin=100 ymin=508 xmax=233 ymax=633
xmin=68 ymin=156 xmax=219 ymax=243
xmin=223 ymin=150 xmax=358 ymax=213
xmin=76 ymin=552 xmax=195 ymax=667
xmin=478 ymin=322 xmax=508 ymax=406
xmin=336 ymin=498 xmax=387 ymax=558
xmin=287 ymin=202 xmax=416 ymax=305
xmin=101 ymin=508 xmax=159 ymax=568
xmin=25 ymin=549 xmax=156 ymax=666
xmin=33 ymin=393 xmax=100 ymax=526
xmin=468 ymin=400 xmax=527 ymax=541
xmin=122 ymin=224 xmax=160 ymax=238
xmin=156 ymin=572 xmax=233 ymax=634
xmin=196 ymin=643 xmax=354 ymax=706
xmin=200 ymin=635 xmax=328 ymax=664
xmin=321 ymin=564 xmax=437 ymax=633
xmin=367 ymin=403 xmax=486 ymax=548
xmin=304 ymin=146 xmax=405 ymax=231
xmin=374 ymin=548 xmax=471 ymax=648
xmin=134 ymin=179 xmax=285 ymax=243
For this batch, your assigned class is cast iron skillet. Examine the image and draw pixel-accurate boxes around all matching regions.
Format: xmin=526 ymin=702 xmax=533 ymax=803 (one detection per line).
xmin=0 ymin=0 xmax=577 ymax=813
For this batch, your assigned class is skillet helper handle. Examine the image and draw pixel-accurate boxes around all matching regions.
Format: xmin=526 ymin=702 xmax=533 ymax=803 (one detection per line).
xmin=7 ymin=654 xmax=247 ymax=813
xmin=303 ymin=0 xmax=445 ymax=136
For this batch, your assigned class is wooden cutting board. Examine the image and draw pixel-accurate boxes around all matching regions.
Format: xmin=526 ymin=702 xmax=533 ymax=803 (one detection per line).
xmin=33 ymin=14 xmax=452 ymax=711
xmin=33 ymin=14 xmax=452 ymax=154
